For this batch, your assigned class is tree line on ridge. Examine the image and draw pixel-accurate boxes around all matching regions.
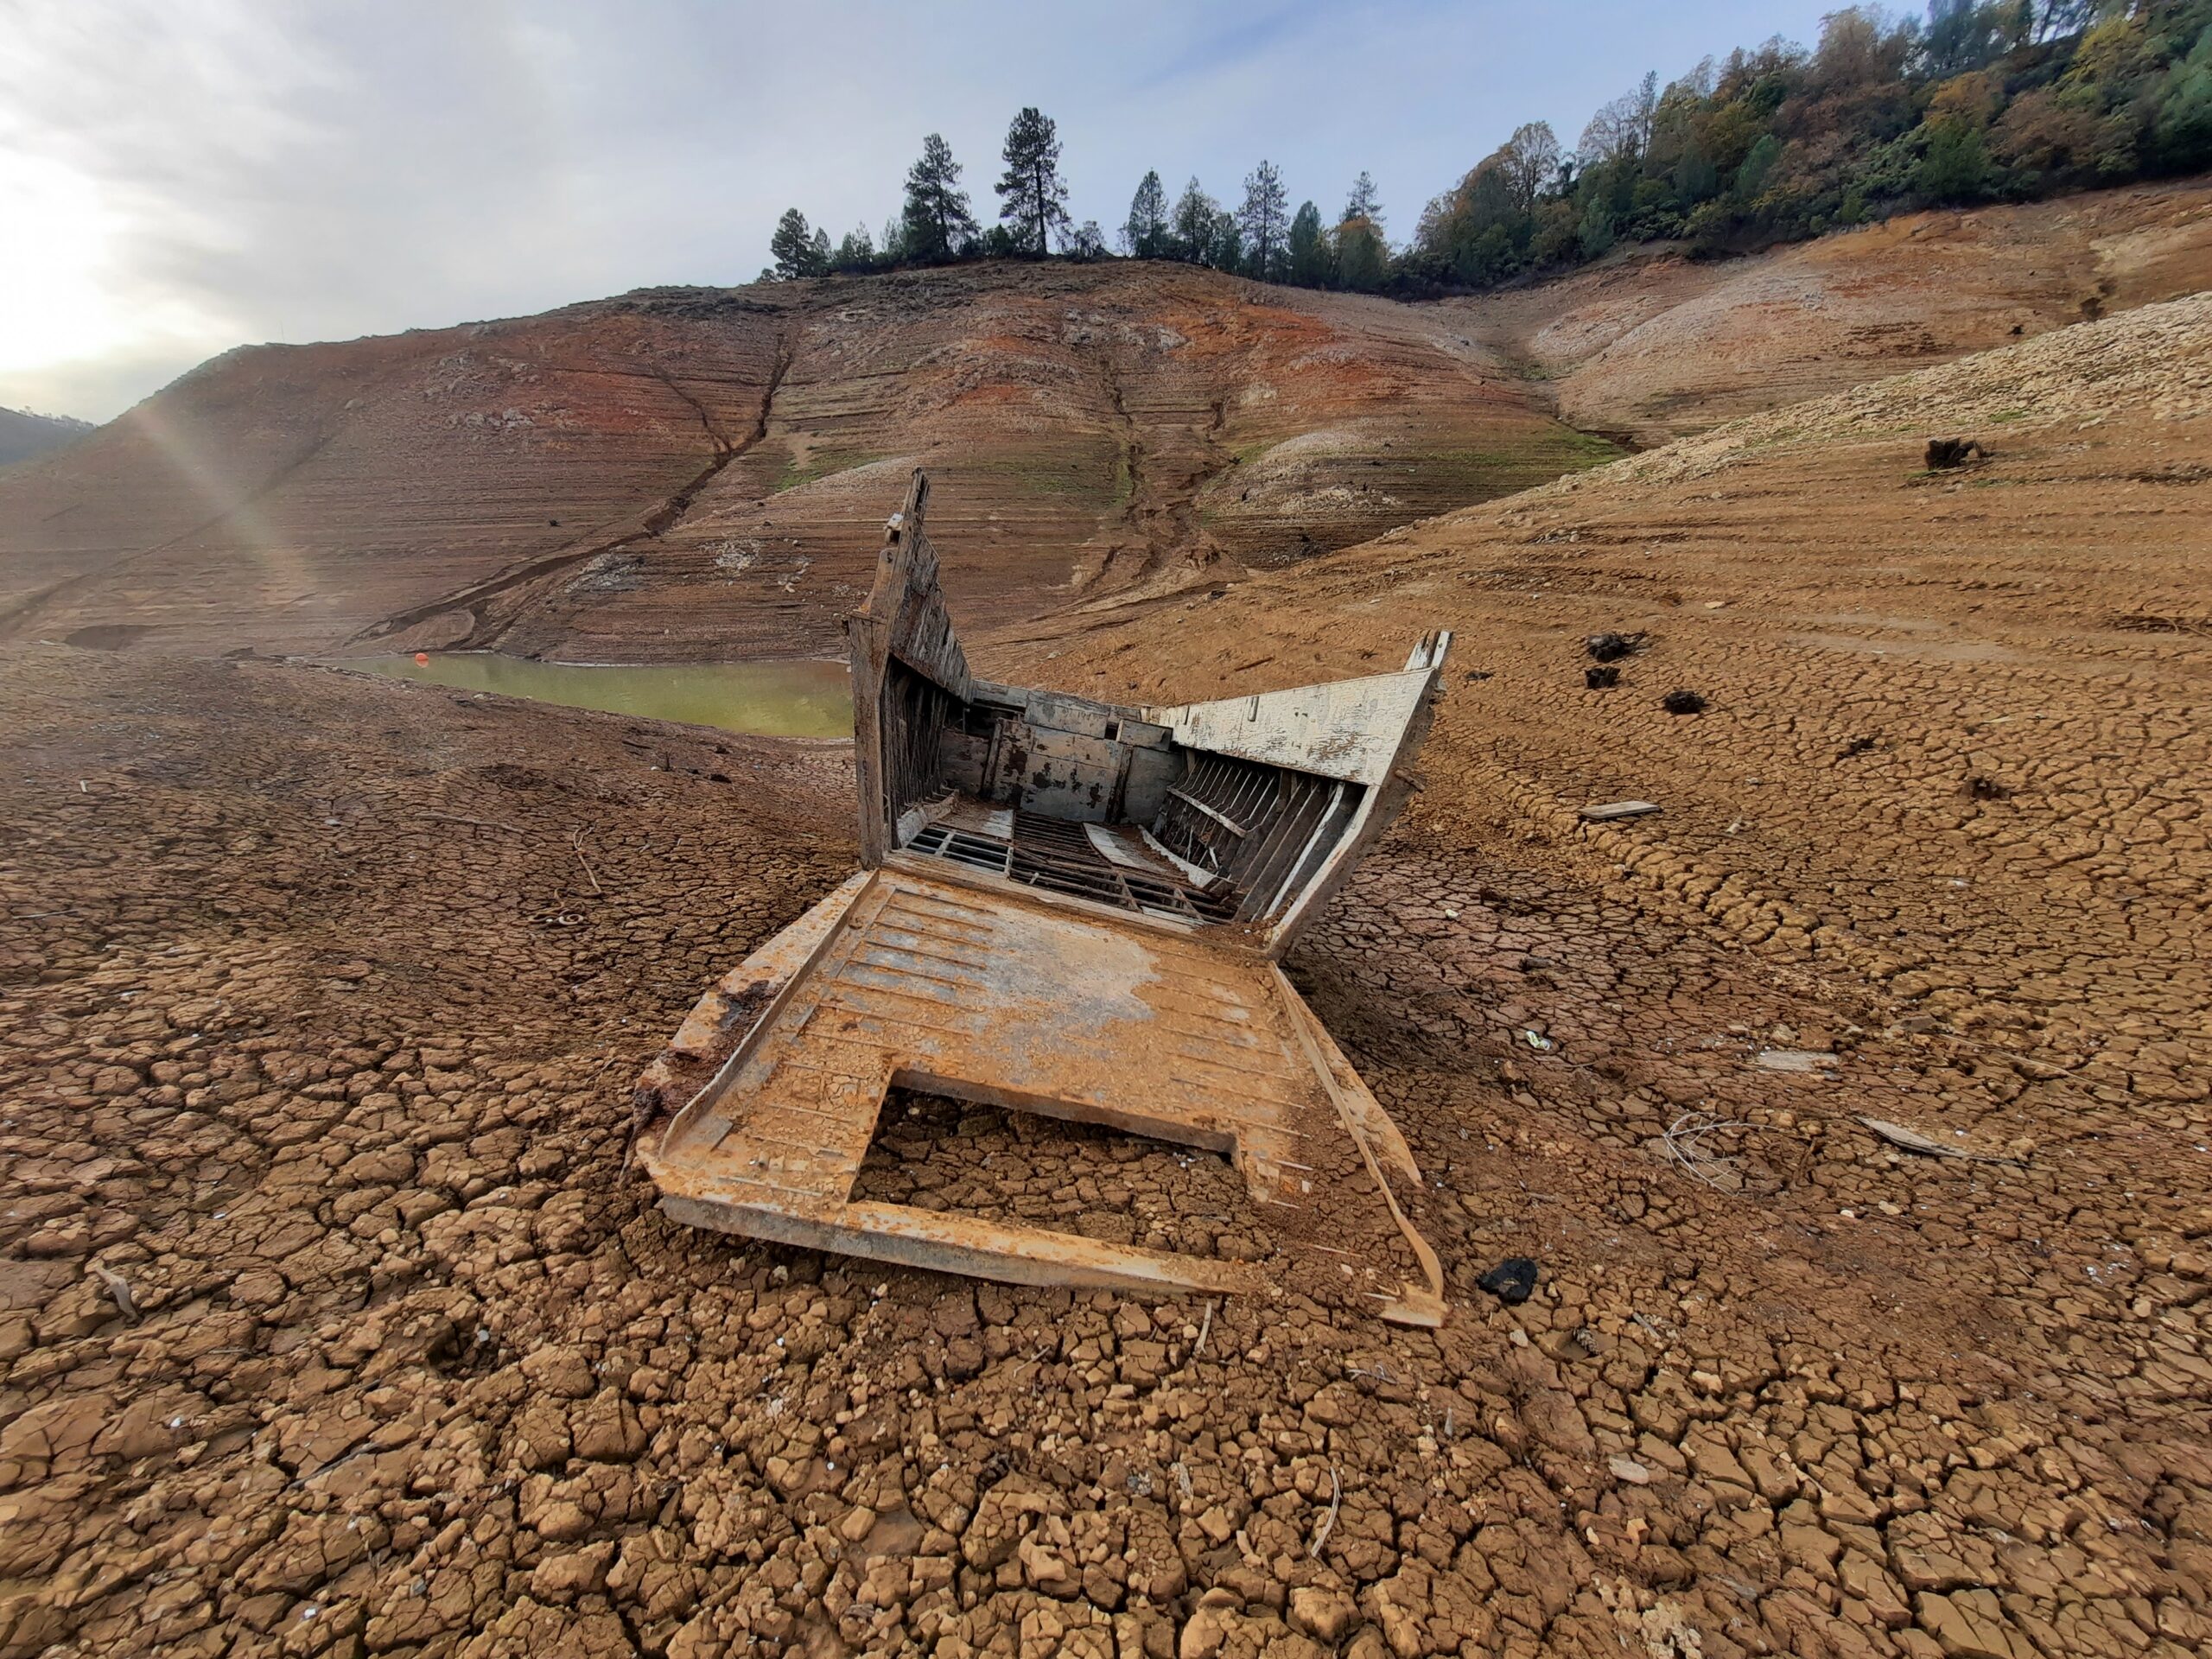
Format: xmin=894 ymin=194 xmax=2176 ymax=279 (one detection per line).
xmin=763 ymin=3 xmax=2212 ymax=295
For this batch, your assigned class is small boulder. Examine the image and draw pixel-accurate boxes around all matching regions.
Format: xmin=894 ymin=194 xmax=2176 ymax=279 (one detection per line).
xmin=1924 ymin=437 xmax=1985 ymax=470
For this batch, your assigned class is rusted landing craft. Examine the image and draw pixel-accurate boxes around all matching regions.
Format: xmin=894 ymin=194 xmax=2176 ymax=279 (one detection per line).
xmin=635 ymin=472 xmax=1452 ymax=1324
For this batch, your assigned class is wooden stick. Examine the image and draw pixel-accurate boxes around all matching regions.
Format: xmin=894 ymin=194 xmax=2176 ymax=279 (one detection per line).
xmin=1309 ymin=1465 xmax=1341 ymax=1560
xmin=571 ymin=828 xmax=603 ymax=895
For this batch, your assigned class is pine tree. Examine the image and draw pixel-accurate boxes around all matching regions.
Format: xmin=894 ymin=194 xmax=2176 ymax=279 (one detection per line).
xmin=903 ymin=133 xmax=978 ymax=262
xmin=995 ymin=107 xmax=1071 ymax=255
xmin=1337 ymin=217 xmax=1389 ymax=290
xmin=1122 ymin=169 xmax=1169 ymax=257
xmin=1171 ymin=178 xmax=1217 ymax=263
xmin=1343 ymin=170 xmax=1382 ymax=230
xmin=1209 ymin=209 xmax=1243 ymax=273
xmin=1236 ymin=161 xmax=1289 ymax=279
xmin=1287 ymin=200 xmax=1330 ymax=286
xmin=1335 ymin=171 xmax=1389 ymax=291
xmin=770 ymin=208 xmax=826 ymax=279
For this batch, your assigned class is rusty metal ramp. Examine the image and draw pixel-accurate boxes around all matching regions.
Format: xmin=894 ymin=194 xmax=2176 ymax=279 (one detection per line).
xmin=634 ymin=468 xmax=1450 ymax=1324
xmin=640 ymin=863 xmax=1444 ymax=1322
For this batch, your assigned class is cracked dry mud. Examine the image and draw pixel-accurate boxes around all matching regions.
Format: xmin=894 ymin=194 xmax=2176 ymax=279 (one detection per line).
xmin=4 ymin=312 xmax=2212 ymax=1659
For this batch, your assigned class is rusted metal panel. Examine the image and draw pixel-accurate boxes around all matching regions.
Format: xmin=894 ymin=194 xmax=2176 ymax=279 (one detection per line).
xmin=1144 ymin=666 xmax=1438 ymax=787
xmin=849 ymin=472 xmax=970 ymax=863
xmin=639 ymin=471 xmax=1452 ymax=1323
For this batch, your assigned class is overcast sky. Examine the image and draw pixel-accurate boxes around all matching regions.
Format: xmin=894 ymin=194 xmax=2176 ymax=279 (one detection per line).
xmin=2 ymin=0 xmax=1847 ymax=423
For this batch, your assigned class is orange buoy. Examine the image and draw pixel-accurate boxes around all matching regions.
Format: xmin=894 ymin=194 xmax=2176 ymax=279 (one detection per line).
xmin=414 ymin=652 xmax=429 ymax=664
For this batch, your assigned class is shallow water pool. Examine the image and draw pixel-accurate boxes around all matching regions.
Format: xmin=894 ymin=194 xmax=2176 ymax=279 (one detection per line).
xmin=349 ymin=653 xmax=853 ymax=738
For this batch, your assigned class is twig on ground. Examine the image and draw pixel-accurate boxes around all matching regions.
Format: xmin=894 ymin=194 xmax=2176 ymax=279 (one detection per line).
xmin=1859 ymin=1115 xmax=2024 ymax=1165
xmin=1662 ymin=1112 xmax=1758 ymax=1188
xmin=1193 ymin=1298 xmax=1215 ymax=1360
xmin=1309 ymin=1465 xmax=1342 ymax=1560
xmin=570 ymin=827 xmax=603 ymax=895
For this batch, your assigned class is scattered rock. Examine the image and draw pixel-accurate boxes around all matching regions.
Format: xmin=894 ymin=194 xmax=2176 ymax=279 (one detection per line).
xmin=1476 ymin=1258 xmax=1539 ymax=1305
xmin=1925 ymin=436 xmax=1986 ymax=469
xmin=1754 ymin=1048 xmax=1835 ymax=1073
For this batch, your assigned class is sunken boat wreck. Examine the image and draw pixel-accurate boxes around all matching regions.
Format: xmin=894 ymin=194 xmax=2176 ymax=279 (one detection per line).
xmin=634 ymin=471 xmax=1453 ymax=1324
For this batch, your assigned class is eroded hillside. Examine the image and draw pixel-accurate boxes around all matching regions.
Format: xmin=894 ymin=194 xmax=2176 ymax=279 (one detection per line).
xmin=8 ymin=179 xmax=2207 ymax=668
xmin=1453 ymin=177 xmax=2212 ymax=445
xmin=0 ymin=264 xmax=1611 ymax=663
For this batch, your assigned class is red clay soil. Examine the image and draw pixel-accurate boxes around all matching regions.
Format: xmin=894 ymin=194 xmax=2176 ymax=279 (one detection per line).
xmin=0 ymin=266 xmax=1611 ymax=666
xmin=4 ymin=191 xmax=2212 ymax=1659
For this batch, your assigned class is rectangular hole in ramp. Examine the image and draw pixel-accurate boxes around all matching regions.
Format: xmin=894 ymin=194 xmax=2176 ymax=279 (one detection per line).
xmin=853 ymin=1090 xmax=1279 ymax=1267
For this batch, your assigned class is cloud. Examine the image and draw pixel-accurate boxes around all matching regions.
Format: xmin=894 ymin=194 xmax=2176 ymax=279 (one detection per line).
xmin=0 ymin=0 xmax=1841 ymax=422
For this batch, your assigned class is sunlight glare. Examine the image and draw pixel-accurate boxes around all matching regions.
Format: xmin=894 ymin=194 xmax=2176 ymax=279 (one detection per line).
xmin=0 ymin=149 xmax=232 ymax=385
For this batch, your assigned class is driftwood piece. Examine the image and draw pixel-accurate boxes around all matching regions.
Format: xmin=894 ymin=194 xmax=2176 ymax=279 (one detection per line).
xmin=1580 ymin=800 xmax=1661 ymax=823
xmin=1858 ymin=1115 xmax=2024 ymax=1164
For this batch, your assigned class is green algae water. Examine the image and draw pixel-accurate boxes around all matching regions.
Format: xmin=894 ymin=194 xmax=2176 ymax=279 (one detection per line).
xmin=351 ymin=653 xmax=853 ymax=738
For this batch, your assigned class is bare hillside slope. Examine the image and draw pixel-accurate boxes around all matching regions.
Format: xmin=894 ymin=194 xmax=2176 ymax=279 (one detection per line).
xmin=0 ymin=406 xmax=92 ymax=469
xmin=6 ymin=177 xmax=2205 ymax=668
xmin=0 ymin=265 xmax=1608 ymax=662
xmin=1450 ymin=176 xmax=2212 ymax=444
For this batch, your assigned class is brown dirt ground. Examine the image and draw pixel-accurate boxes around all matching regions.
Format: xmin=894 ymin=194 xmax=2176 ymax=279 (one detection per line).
xmin=3 ymin=259 xmax=2210 ymax=1659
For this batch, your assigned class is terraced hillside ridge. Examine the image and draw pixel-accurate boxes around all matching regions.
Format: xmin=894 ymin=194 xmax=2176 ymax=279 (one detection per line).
xmin=0 ymin=264 xmax=1615 ymax=664
xmin=7 ymin=179 xmax=2206 ymax=667
xmin=1452 ymin=175 xmax=2212 ymax=446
